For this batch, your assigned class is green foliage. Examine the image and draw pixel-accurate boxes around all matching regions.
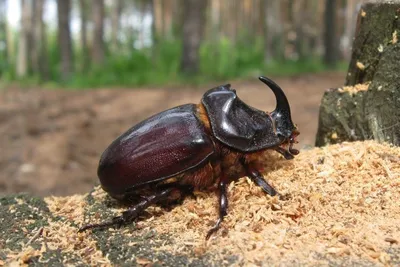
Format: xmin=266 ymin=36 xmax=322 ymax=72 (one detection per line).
xmin=2 ymin=33 xmax=346 ymax=89
xmin=199 ymin=37 xmax=266 ymax=80
xmin=198 ymin=37 xmax=343 ymax=82
xmin=67 ymin=39 xmax=182 ymax=88
xmin=47 ymin=32 xmax=61 ymax=81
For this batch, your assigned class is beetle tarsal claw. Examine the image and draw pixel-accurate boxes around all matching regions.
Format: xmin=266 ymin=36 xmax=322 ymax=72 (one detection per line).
xmin=78 ymin=219 xmax=119 ymax=232
xmin=206 ymin=218 xmax=223 ymax=240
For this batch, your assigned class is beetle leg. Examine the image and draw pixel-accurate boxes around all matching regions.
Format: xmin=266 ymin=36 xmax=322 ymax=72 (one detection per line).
xmin=288 ymin=141 xmax=300 ymax=155
xmin=240 ymin=158 xmax=278 ymax=196
xmin=275 ymin=146 xmax=294 ymax=160
xmin=206 ymin=180 xmax=228 ymax=240
xmin=247 ymin=168 xmax=278 ymax=196
xmin=79 ymin=187 xmax=177 ymax=232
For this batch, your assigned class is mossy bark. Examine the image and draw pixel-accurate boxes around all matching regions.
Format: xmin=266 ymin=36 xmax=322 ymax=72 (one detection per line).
xmin=316 ymin=2 xmax=400 ymax=146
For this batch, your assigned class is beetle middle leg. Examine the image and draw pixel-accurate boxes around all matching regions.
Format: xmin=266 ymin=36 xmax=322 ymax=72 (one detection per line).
xmin=79 ymin=187 xmax=179 ymax=232
xmin=206 ymin=180 xmax=228 ymax=240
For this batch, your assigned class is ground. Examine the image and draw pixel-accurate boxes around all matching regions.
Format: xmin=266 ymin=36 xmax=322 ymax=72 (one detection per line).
xmin=0 ymin=72 xmax=345 ymax=197
xmin=2 ymin=141 xmax=399 ymax=266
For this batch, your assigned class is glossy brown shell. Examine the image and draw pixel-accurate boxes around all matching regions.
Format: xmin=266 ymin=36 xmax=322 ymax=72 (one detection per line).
xmin=97 ymin=104 xmax=215 ymax=198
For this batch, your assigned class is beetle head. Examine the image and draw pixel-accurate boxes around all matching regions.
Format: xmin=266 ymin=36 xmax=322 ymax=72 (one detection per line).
xmin=259 ymin=76 xmax=299 ymax=145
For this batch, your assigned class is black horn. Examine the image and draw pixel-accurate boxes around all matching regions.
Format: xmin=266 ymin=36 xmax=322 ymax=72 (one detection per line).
xmin=258 ymin=76 xmax=296 ymax=138
xmin=258 ymin=76 xmax=291 ymax=114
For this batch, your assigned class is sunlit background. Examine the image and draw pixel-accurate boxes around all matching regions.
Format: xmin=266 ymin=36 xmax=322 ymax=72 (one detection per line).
xmin=0 ymin=0 xmax=371 ymax=197
xmin=0 ymin=0 xmax=373 ymax=86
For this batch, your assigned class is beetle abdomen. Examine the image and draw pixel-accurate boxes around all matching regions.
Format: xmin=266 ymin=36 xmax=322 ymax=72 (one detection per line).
xmin=98 ymin=104 xmax=215 ymax=198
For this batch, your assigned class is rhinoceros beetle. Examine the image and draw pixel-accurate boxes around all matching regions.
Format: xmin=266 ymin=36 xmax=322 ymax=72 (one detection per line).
xmin=79 ymin=76 xmax=299 ymax=239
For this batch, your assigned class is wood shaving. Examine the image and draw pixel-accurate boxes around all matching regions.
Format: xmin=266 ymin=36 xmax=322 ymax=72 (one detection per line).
xmin=338 ymin=83 xmax=370 ymax=96
xmin=356 ymin=61 xmax=366 ymax=71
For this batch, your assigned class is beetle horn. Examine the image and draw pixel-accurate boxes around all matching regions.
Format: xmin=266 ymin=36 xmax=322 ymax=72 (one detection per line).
xmin=258 ymin=76 xmax=295 ymax=137
xmin=258 ymin=76 xmax=291 ymax=114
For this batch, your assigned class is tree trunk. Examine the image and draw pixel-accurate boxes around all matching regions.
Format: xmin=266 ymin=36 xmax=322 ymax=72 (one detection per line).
xmin=264 ymin=0 xmax=284 ymax=63
xmin=0 ymin=0 xmax=8 ymax=73
xmin=17 ymin=0 xmax=31 ymax=78
xmin=180 ymin=0 xmax=208 ymax=75
xmin=162 ymin=0 xmax=174 ymax=39
xmin=293 ymin=0 xmax=307 ymax=60
xmin=57 ymin=0 xmax=73 ymax=81
xmin=79 ymin=0 xmax=90 ymax=72
xmin=110 ymin=0 xmax=123 ymax=53
xmin=32 ymin=0 xmax=49 ymax=80
xmin=92 ymin=0 xmax=105 ymax=65
xmin=316 ymin=2 xmax=400 ymax=147
xmin=323 ymin=0 xmax=338 ymax=68
xmin=342 ymin=0 xmax=361 ymax=60
xmin=153 ymin=0 xmax=163 ymax=40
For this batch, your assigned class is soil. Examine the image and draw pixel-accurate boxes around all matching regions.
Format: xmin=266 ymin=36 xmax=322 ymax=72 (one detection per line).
xmin=0 ymin=72 xmax=345 ymax=197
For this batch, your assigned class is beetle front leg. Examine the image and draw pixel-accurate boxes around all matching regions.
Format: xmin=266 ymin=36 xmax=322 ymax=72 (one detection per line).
xmin=206 ymin=180 xmax=228 ymax=240
xmin=247 ymin=167 xmax=278 ymax=196
xmin=240 ymin=158 xmax=278 ymax=196
xmin=79 ymin=187 xmax=177 ymax=232
xmin=275 ymin=146 xmax=294 ymax=160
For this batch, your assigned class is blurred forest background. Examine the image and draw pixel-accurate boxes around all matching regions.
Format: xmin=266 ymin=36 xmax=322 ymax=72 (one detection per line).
xmin=0 ymin=0 xmax=371 ymax=88
xmin=0 ymin=0 xmax=380 ymax=196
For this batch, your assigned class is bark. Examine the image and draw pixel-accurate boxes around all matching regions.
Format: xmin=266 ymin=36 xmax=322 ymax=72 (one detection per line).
xmin=323 ymin=0 xmax=338 ymax=67
xmin=57 ymin=0 xmax=73 ymax=81
xmin=180 ymin=0 xmax=208 ymax=75
xmin=17 ymin=0 xmax=32 ymax=78
xmin=316 ymin=2 xmax=400 ymax=147
xmin=32 ymin=0 xmax=49 ymax=80
xmin=92 ymin=0 xmax=105 ymax=65
xmin=345 ymin=2 xmax=399 ymax=86
xmin=79 ymin=0 xmax=90 ymax=72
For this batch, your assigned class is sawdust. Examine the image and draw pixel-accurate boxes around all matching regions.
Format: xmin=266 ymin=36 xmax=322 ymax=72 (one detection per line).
xmin=15 ymin=140 xmax=399 ymax=266
xmin=149 ymin=140 xmax=400 ymax=264
xmin=5 ymin=194 xmax=111 ymax=266
xmin=338 ymin=83 xmax=370 ymax=96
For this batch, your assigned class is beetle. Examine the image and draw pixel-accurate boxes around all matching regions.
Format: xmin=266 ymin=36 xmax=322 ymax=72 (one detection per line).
xmin=79 ymin=76 xmax=299 ymax=239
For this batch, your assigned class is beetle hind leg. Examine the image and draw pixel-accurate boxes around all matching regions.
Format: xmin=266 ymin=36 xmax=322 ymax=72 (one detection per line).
xmin=79 ymin=187 xmax=178 ymax=232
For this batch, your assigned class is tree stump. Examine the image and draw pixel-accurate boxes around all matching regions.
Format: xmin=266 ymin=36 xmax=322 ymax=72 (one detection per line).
xmin=316 ymin=2 xmax=400 ymax=146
